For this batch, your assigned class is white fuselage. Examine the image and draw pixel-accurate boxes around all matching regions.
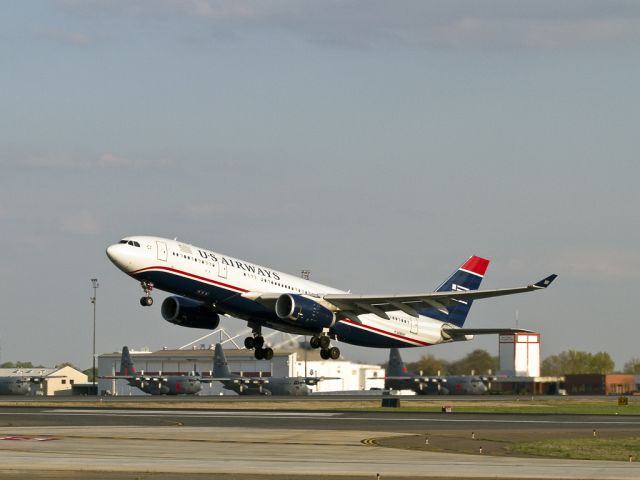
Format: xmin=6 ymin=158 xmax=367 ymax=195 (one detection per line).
xmin=106 ymin=236 xmax=458 ymax=348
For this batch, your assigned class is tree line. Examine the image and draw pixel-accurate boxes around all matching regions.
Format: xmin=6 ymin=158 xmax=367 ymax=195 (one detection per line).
xmin=405 ymin=349 xmax=499 ymax=376
xmin=401 ymin=350 xmax=640 ymax=376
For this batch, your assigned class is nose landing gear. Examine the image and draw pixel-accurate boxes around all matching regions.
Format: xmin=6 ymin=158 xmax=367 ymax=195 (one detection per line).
xmin=310 ymin=334 xmax=340 ymax=360
xmin=244 ymin=327 xmax=274 ymax=360
xmin=139 ymin=281 xmax=154 ymax=306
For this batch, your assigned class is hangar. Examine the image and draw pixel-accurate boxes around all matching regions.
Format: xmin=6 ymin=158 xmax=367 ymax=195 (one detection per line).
xmin=98 ymin=345 xmax=385 ymax=395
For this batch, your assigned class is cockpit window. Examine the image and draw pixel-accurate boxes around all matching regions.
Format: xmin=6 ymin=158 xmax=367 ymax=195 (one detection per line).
xmin=119 ymin=240 xmax=141 ymax=247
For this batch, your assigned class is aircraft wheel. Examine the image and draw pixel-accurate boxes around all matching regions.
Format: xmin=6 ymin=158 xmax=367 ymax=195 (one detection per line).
xmin=309 ymin=336 xmax=321 ymax=349
xmin=263 ymin=347 xmax=274 ymax=360
xmin=320 ymin=349 xmax=330 ymax=360
xmin=254 ymin=348 xmax=265 ymax=360
xmin=254 ymin=336 xmax=265 ymax=349
xmin=329 ymin=346 xmax=340 ymax=360
xmin=319 ymin=336 xmax=331 ymax=349
xmin=244 ymin=337 xmax=255 ymax=349
xmin=140 ymin=297 xmax=153 ymax=306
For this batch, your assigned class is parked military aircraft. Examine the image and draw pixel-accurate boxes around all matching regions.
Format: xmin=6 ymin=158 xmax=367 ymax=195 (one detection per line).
xmin=0 ymin=376 xmax=41 ymax=395
xmin=206 ymin=343 xmax=334 ymax=396
xmin=384 ymin=347 xmax=493 ymax=395
xmin=107 ymin=236 xmax=555 ymax=361
xmin=101 ymin=346 xmax=206 ymax=395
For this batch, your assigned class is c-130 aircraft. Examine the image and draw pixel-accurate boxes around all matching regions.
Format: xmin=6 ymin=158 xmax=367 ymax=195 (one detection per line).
xmin=207 ymin=343 xmax=336 ymax=396
xmin=101 ymin=346 xmax=206 ymax=395
xmin=107 ymin=237 xmax=556 ymax=361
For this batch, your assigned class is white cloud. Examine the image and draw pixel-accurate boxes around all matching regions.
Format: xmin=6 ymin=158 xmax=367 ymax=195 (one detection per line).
xmin=543 ymin=247 xmax=640 ymax=282
xmin=60 ymin=210 xmax=103 ymax=235
xmin=56 ymin=0 xmax=640 ymax=50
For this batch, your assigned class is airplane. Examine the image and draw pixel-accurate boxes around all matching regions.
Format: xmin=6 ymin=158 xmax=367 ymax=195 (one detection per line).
xmin=101 ymin=346 xmax=206 ymax=395
xmin=383 ymin=347 xmax=492 ymax=395
xmin=0 ymin=376 xmax=43 ymax=395
xmin=106 ymin=236 xmax=556 ymax=361
xmin=205 ymin=343 xmax=334 ymax=396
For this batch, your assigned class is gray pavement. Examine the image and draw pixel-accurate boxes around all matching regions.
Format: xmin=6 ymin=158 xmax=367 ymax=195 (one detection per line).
xmin=0 ymin=407 xmax=639 ymax=479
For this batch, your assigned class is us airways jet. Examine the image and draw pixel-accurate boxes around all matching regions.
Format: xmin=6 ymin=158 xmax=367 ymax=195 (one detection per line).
xmin=106 ymin=236 xmax=556 ymax=361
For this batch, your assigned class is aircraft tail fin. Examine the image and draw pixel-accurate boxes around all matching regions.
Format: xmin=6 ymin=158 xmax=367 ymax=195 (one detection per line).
xmin=387 ymin=348 xmax=409 ymax=377
xmin=417 ymin=256 xmax=490 ymax=327
xmin=213 ymin=343 xmax=231 ymax=377
xmin=119 ymin=346 xmax=136 ymax=376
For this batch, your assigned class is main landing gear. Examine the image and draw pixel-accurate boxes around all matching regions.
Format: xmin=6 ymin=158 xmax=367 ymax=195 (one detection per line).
xmin=244 ymin=328 xmax=274 ymax=360
xmin=139 ymin=281 xmax=154 ymax=306
xmin=310 ymin=334 xmax=340 ymax=360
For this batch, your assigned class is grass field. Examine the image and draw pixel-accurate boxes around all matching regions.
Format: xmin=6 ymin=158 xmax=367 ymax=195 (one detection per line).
xmin=511 ymin=437 xmax=640 ymax=461
xmin=366 ymin=399 xmax=640 ymax=415
xmin=0 ymin=396 xmax=638 ymax=415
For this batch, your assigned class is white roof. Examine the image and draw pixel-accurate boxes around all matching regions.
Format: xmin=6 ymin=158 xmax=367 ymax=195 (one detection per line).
xmin=0 ymin=365 xmax=84 ymax=377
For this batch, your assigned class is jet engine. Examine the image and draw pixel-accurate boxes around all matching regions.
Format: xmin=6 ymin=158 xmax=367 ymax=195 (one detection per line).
xmin=161 ymin=296 xmax=221 ymax=330
xmin=275 ymin=294 xmax=334 ymax=330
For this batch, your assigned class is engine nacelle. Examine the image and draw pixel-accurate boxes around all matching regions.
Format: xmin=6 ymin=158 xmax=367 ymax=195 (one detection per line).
xmin=161 ymin=296 xmax=220 ymax=330
xmin=275 ymin=294 xmax=334 ymax=331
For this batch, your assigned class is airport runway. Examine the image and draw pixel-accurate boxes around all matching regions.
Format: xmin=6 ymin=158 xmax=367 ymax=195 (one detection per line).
xmin=0 ymin=406 xmax=640 ymax=479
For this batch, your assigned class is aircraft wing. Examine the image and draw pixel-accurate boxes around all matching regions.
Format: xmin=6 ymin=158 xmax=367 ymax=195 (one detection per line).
xmin=99 ymin=375 xmax=168 ymax=383
xmin=323 ymin=274 xmax=557 ymax=320
xmin=383 ymin=376 xmax=444 ymax=382
xmin=302 ymin=376 xmax=341 ymax=386
xmin=200 ymin=376 xmax=270 ymax=385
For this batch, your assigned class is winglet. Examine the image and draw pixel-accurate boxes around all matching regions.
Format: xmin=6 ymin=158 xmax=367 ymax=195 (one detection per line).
xmin=533 ymin=274 xmax=557 ymax=289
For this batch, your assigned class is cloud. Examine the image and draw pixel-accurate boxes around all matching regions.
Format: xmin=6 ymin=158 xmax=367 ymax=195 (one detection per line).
xmin=59 ymin=210 xmax=103 ymax=235
xmin=184 ymin=203 xmax=226 ymax=220
xmin=542 ymin=247 xmax=640 ymax=282
xmin=23 ymin=152 xmax=173 ymax=170
xmin=45 ymin=28 xmax=95 ymax=47
xmin=56 ymin=0 xmax=640 ymax=50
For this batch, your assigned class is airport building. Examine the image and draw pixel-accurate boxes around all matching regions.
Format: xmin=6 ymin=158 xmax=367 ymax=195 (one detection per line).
xmin=498 ymin=332 xmax=541 ymax=377
xmin=494 ymin=332 xmax=564 ymax=394
xmin=564 ymin=374 xmax=636 ymax=395
xmin=0 ymin=366 xmax=88 ymax=396
xmin=98 ymin=345 xmax=385 ymax=395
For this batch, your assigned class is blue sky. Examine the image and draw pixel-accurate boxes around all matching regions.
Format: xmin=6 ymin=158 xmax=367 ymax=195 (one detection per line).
xmin=1 ymin=1 xmax=639 ymax=369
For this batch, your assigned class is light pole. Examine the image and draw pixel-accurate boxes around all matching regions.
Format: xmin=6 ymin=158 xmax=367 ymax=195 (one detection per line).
xmin=90 ymin=278 xmax=99 ymax=394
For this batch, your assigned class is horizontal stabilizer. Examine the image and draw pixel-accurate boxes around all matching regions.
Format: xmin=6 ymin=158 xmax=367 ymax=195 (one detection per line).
xmin=442 ymin=328 xmax=535 ymax=338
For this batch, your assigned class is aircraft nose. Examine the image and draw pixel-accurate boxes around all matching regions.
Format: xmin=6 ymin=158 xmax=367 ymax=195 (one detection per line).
xmin=106 ymin=243 xmax=133 ymax=272
xmin=106 ymin=244 xmax=122 ymax=264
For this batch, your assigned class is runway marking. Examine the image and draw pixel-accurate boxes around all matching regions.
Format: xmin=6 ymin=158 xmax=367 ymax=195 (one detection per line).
xmin=40 ymin=409 xmax=339 ymax=417
xmin=0 ymin=435 xmax=58 ymax=441
xmin=361 ymin=437 xmax=379 ymax=446
xmin=2 ymin=409 xmax=640 ymax=426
